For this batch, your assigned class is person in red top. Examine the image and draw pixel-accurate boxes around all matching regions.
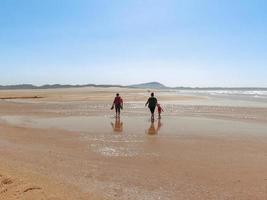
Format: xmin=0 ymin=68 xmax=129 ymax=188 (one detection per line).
xmin=111 ymin=93 xmax=123 ymax=118
xmin=157 ymin=103 xmax=164 ymax=119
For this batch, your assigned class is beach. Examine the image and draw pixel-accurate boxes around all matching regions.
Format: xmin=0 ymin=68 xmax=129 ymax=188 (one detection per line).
xmin=0 ymin=87 xmax=267 ymax=200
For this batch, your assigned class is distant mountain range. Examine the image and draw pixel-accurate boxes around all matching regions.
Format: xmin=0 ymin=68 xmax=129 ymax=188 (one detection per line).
xmin=0 ymin=82 xmax=266 ymax=90
xmin=0 ymin=84 xmax=124 ymax=90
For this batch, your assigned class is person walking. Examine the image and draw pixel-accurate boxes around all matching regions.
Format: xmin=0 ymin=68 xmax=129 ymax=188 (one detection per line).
xmin=145 ymin=92 xmax=158 ymax=120
xmin=111 ymin=93 xmax=123 ymax=118
xmin=157 ymin=103 xmax=164 ymax=119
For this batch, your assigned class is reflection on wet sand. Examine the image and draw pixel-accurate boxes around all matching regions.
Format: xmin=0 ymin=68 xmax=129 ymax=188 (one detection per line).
xmin=111 ymin=118 xmax=123 ymax=133
xmin=146 ymin=119 xmax=162 ymax=135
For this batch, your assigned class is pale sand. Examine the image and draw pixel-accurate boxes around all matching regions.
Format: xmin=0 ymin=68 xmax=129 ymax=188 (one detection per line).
xmin=0 ymin=87 xmax=267 ymax=200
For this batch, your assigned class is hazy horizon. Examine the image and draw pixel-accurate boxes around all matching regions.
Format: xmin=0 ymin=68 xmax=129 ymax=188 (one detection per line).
xmin=1 ymin=0 xmax=267 ymax=87
xmin=1 ymin=81 xmax=267 ymax=89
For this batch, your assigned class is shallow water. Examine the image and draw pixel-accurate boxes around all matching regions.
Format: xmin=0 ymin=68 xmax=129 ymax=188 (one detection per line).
xmin=1 ymin=115 xmax=266 ymax=158
xmin=1 ymin=115 xmax=266 ymax=137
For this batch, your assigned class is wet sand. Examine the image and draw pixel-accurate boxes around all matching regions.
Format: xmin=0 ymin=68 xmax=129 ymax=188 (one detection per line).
xmin=0 ymin=87 xmax=267 ymax=199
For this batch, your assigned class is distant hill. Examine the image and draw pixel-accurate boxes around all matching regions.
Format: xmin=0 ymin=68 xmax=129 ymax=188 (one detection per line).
xmin=129 ymin=82 xmax=168 ymax=89
xmin=0 ymin=83 xmax=266 ymax=90
xmin=0 ymin=82 xmax=169 ymax=90
xmin=0 ymin=84 xmax=126 ymax=90
xmin=0 ymin=84 xmax=37 ymax=90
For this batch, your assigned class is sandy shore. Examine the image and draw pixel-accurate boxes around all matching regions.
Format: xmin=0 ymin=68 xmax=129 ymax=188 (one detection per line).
xmin=0 ymin=87 xmax=267 ymax=199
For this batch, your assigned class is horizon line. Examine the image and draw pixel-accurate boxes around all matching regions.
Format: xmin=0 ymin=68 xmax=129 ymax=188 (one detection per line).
xmin=0 ymin=82 xmax=267 ymax=90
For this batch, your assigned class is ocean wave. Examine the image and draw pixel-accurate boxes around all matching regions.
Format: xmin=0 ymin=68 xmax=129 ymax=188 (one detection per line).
xmin=178 ymin=90 xmax=267 ymax=98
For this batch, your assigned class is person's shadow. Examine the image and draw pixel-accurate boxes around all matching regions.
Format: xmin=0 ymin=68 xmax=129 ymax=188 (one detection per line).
xmin=146 ymin=119 xmax=162 ymax=135
xmin=111 ymin=118 xmax=123 ymax=133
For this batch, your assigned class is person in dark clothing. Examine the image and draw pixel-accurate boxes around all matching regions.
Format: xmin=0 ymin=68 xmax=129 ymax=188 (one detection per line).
xmin=111 ymin=93 xmax=123 ymax=118
xmin=145 ymin=92 xmax=158 ymax=120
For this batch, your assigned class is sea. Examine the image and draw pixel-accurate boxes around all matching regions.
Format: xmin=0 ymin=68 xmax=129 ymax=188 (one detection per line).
xmin=177 ymin=89 xmax=267 ymax=102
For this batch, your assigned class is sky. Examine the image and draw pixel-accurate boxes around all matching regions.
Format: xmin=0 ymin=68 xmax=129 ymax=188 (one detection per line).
xmin=0 ymin=0 xmax=267 ymax=87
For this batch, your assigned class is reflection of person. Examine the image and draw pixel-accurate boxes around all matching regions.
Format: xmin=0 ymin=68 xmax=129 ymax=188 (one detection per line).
xmin=157 ymin=103 xmax=164 ymax=119
xmin=111 ymin=118 xmax=123 ymax=133
xmin=111 ymin=93 xmax=123 ymax=118
xmin=146 ymin=119 xmax=162 ymax=135
xmin=145 ymin=93 xmax=157 ymax=120
xmin=147 ymin=121 xmax=156 ymax=135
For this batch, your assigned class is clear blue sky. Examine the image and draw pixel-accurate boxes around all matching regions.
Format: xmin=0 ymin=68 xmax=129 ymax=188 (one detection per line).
xmin=0 ymin=0 xmax=266 ymax=87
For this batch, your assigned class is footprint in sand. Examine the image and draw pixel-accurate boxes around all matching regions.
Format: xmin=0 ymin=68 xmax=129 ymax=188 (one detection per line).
xmin=1 ymin=177 xmax=13 ymax=185
xmin=23 ymin=186 xmax=42 ymax=193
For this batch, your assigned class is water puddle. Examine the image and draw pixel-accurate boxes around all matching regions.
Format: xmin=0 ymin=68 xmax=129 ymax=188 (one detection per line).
xmin=1 ymin=115 xmax=266 ymax=158
xmin=1 ymin=115 xmax=266 ymax=136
